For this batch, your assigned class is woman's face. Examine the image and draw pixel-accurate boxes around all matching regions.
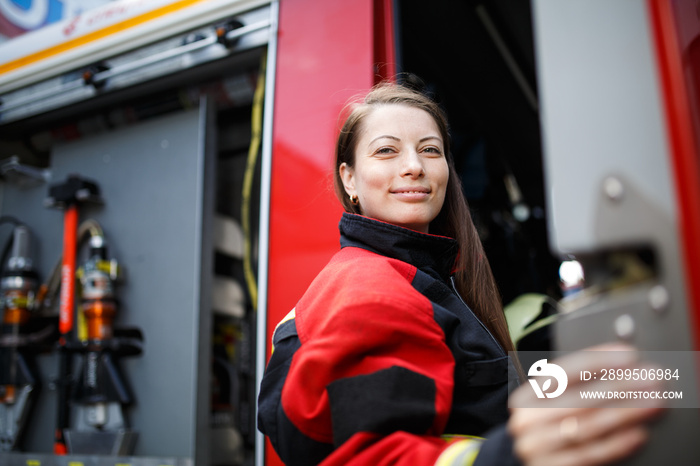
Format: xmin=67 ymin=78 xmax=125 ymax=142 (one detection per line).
xmin=340 ymin=104 xmax=449 ymax=233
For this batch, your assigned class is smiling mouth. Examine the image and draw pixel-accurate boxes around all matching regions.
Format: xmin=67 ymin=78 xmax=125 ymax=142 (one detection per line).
xmin=392 ymin=188 xmax=431 ymax=194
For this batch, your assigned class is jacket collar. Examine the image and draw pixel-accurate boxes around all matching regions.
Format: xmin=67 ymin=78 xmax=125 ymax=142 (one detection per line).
xmin=339 ymin=213 xmax=459 ymax=282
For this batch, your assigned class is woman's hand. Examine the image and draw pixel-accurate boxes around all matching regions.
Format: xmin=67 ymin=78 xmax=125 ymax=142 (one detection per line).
xmin=508 ymin=344 xmax=666 ymax=466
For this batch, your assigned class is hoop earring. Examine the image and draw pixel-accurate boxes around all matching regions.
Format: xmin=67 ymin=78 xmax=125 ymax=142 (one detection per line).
xmin=350 ymin=195 xmax=359 ymax=205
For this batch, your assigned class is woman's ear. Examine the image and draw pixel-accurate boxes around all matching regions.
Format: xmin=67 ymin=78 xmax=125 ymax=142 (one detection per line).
xmin=339 ymin=163 xmax=356 ymax=198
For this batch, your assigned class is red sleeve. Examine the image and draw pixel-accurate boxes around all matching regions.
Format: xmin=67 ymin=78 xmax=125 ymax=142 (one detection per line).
xmin=324 ymin=432 xmax=460 ymax=466
xmin=279 ymin=248 xmax=458 ymax=464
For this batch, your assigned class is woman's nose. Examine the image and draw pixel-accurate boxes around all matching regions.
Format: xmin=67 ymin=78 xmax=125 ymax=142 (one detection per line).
xmin=401 ymin=150 xmax=424 ymax=178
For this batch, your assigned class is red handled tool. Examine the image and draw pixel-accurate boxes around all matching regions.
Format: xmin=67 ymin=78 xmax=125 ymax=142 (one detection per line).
xmin=45 ymin=175 xmax=102 ymax=454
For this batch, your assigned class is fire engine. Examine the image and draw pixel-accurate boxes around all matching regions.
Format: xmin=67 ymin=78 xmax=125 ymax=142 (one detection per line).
xmin=0 ymin=0 xmax=698 ymax=465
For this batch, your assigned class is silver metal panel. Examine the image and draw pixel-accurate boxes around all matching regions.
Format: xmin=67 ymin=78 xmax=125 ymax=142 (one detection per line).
xmin=532 ymin=0 xmax=675 ymax=255
xmin=551 ymin=176 xmax=700 ymax=464
xmin=193 ymin=97 xmax=216 ymax=466
xmin=0 ymin=452 xmax=193 ymax=466
xmin=255 ymin=2 xmax=279 ymax=465
xmin=534 ymin=1 xmax=700 ymax=463
xmin=0 ymin=106 xmax=212 ymax=459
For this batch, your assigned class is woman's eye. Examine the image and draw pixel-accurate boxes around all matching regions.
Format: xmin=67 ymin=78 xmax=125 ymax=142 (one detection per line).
xmin=422 ymin=146 xmax=442 ymax=155
xmin=376 ymin=147 xmax=395 ymax=154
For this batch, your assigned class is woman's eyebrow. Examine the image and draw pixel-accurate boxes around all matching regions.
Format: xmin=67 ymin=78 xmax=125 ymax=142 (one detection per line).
xmin=369 ymin=135 xmax=442 ymax=145
xmin=369 ymin=135 xmax=400 ymax=145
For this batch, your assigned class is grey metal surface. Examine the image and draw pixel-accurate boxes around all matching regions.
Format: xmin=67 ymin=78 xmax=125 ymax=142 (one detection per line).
xmin=532 ymin=0 xmax=675 ymax=255
xmin=0 ymin=106 xmax=213 ymax=459
xmin=64 ymin=428 xmax=138 ymax=456
xmin=554 ymin=177 xmax=700 ymax=464
xmin=533 ymin=0 xmax=700 ymax=463
xmin=0 ymin=452 xmax=193 ymax=466
xmin=555 ymin=175 xmax=693 ymax=349
xmin=0 ymin=385 xmax=34 ymax=452
xmin=254 ymin=2 xmax=279 ymax=465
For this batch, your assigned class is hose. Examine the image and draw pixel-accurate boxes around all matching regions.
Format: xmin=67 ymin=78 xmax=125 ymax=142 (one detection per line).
xmin=242 ymin=52 xmax=266 ymax=311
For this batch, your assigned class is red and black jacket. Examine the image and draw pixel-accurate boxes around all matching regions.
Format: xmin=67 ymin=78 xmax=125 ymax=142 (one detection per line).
xmin=258 ymin=213 xmax=521 ymax=465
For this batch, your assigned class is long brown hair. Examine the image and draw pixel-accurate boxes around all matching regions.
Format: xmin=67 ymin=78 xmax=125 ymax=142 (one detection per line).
xmin=334 ymin=81 xmax=517 ymax=357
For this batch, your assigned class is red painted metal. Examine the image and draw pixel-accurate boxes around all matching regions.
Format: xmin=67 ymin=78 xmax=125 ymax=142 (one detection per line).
xmin=373 ymin=0 xmax=397 ymax=81
xmin=265 ymin=0 xmax=384 ymax=463
xmin=647 ymin=0 xmax=700 ymax=349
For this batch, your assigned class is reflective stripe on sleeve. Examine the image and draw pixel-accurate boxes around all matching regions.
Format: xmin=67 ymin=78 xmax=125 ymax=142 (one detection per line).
xmin=435 ymin=438 xmax=483 ymax=466
xmin=271 ymin=307 xmax=296 ymax=354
